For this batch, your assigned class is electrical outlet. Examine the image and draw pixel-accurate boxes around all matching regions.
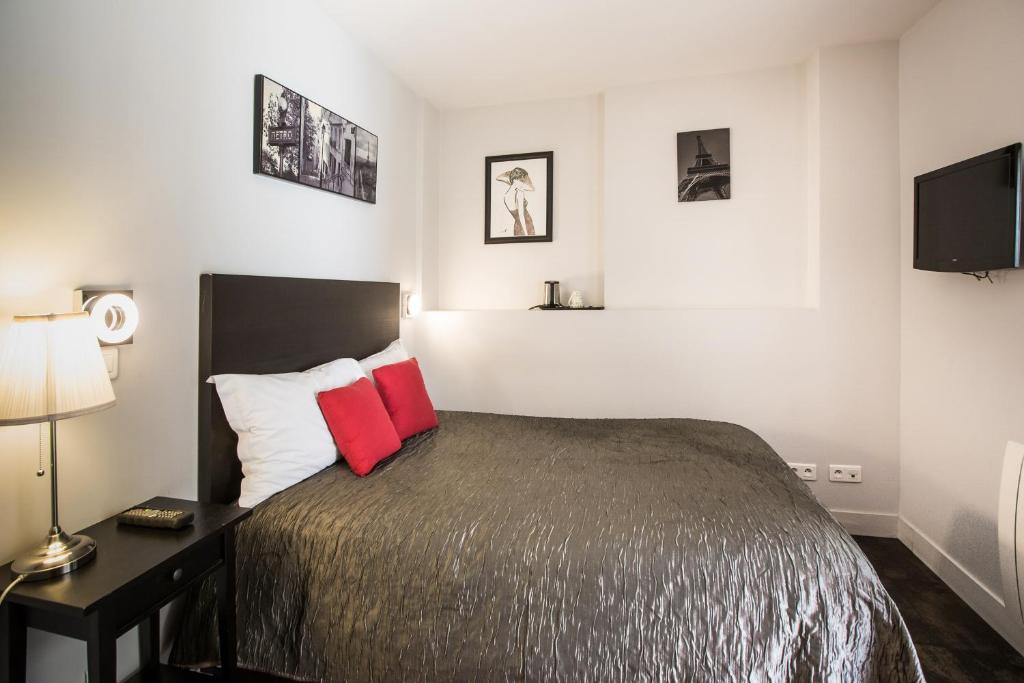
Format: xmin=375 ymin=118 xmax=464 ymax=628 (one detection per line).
xmin=788 ymin=463 xmax=817 ymax=481
xmin=829 ymin=465 xmax=862 ymax=483
xmin=101 ymin=346 xmax=119 ymax=380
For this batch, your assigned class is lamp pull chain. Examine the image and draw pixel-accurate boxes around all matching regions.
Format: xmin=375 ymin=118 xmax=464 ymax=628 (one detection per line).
xmin=37 ymin=423 xmax=46 ymax=477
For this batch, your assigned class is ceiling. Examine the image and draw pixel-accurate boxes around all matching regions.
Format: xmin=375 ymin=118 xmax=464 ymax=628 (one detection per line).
xmin=322 ymin=0 xmax=937 ymax=110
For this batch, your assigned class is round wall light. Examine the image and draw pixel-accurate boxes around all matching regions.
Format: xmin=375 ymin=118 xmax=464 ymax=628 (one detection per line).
xmin=82 ymin=292 xmax=138 ymax=345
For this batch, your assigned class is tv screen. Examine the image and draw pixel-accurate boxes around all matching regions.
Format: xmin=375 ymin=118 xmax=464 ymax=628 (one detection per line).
xmin=914 ymin=143 xmax=1022 ymax=272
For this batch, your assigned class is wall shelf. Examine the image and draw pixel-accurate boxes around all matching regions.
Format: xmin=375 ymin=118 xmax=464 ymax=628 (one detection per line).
xmin=529 ymin=305 xmax=605 ymax=311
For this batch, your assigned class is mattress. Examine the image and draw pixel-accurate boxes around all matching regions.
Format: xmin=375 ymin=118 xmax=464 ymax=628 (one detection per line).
xmin=171 ymin=411 xmax=923 ymax=682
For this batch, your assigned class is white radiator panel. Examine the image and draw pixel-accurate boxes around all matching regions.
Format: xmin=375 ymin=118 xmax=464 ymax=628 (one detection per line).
xmin=998 ymin=441 xmax=1024 ymax=626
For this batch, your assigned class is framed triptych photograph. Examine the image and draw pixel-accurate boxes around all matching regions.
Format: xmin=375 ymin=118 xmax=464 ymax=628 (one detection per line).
xmin=253 ymin=74 xmax=378 ymax=203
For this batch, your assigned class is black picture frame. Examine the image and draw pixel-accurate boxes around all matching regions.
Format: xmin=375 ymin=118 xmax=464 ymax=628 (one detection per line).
xmin=676 ymin=128 xmax=730 ymax=202
xmin=253 ymin=74 xmax=378 ymax=204
xmin=484 ymin=151 xmax=554 ymax=244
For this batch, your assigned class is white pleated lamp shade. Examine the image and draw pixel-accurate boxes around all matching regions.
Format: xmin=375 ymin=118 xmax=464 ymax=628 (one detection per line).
xmin=0 ymin=312 xmax=116 ymax=425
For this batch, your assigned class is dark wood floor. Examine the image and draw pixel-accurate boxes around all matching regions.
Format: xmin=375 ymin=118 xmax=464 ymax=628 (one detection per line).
xmin=856 ymin=536 xmax=1024 ymax=682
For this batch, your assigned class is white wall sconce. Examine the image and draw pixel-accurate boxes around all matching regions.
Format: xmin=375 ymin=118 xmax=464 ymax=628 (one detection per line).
xmin=75 ymin=289 xmax=138 ymax=345
xmin=73 ymin=289 xmax=139 ymax=379
xmin=401 ymin=291 xmax=422 ymax=319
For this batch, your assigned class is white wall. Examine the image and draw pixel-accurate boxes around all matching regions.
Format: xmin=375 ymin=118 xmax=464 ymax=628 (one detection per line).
xmin=437 ymin=66 xmax=812 ymax=311
xmin=437 ymin=96 xmax=604 ymax=309
xmin=420 ymin=44 xmax=902 ymax=520
xmin=417 ymin=103 xmax=441 ymax=310
xmin=0 ymin=1 xmax=433 ymax=680
xmin=604 ymin=66 xmax=809 ymax=309
xmin=898 ymin=0 xmax=1024 ymax=642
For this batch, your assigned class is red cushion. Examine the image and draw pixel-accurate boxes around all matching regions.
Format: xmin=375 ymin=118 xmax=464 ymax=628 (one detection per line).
xmin=372 ymin=358 xmax=438 ymax=439
xmin=317 ymin=378 xmax=401 ymax=476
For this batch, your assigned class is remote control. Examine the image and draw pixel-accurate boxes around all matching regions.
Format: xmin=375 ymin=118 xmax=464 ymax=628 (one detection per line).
xmin=116 ymin=507 xmax=195 ymax=530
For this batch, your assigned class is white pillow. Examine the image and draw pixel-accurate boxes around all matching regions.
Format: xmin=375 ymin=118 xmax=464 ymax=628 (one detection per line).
xmin=358 ymin=340 xmax=409 ymax=385
xmin=209 ymin=357 xmax=364 ymax=507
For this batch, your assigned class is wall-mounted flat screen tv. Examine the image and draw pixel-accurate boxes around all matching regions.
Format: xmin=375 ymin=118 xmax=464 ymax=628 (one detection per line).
xmin=914 ymin=143 xmax=1022 ymax=272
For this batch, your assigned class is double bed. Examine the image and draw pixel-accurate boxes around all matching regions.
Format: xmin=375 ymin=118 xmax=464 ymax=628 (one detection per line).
xmin=172 ymin=274 xmax=922 ymax=682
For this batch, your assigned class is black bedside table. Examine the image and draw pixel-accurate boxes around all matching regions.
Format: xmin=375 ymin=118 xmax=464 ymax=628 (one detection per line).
xmin=0 ymin=497 xmax=251 ymax=683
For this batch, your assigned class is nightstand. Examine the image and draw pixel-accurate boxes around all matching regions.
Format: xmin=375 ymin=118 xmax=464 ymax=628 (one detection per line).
xmin=0 ymin=497 xmax=251 ymax=682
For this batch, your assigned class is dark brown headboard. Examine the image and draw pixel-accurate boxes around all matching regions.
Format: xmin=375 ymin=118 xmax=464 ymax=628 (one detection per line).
xmin=198 ymin=274 xmax=400 ymax=504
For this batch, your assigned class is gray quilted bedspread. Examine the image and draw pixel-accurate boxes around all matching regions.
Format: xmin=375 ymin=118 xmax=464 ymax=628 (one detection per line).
xmin=171 ymin=411 xmax=923 ymax=682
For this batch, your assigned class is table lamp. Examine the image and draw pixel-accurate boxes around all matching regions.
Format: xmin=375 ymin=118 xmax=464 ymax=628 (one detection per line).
xmin=0 ymin=312 xmax=115 ymax=581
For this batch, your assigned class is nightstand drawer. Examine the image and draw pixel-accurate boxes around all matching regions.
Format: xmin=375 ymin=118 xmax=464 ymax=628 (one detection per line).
xmin=114 ymin=534 xmax=223 ymax=628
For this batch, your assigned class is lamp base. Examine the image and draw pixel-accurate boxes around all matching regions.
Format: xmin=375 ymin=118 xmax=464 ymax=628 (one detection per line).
xmin=11 ymin=527 xmax=97 ymax=582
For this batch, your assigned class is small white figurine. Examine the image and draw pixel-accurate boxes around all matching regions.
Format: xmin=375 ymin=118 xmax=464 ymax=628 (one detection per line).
xmin=567 ymin=291 xmax=584 ymax=308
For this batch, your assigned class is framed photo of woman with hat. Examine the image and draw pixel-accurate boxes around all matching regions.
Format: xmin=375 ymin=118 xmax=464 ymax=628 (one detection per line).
xmin=484 ymin=151 xmax=554 ymax=244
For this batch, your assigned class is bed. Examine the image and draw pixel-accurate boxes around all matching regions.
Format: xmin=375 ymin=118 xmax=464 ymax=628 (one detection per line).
xmin=172 ymin=274 xmax=923 ymax=682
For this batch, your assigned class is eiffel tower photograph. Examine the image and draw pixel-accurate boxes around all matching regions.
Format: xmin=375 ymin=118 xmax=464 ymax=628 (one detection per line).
xmin=677 ymin=128 xmax=731 ymax=202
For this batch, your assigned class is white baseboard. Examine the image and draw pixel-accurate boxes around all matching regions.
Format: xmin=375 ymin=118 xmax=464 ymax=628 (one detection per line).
xmin=898 ymin=516 xmax=1024 ymax=655
xmin=829 ymin=509 xmax=898 ymax=537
